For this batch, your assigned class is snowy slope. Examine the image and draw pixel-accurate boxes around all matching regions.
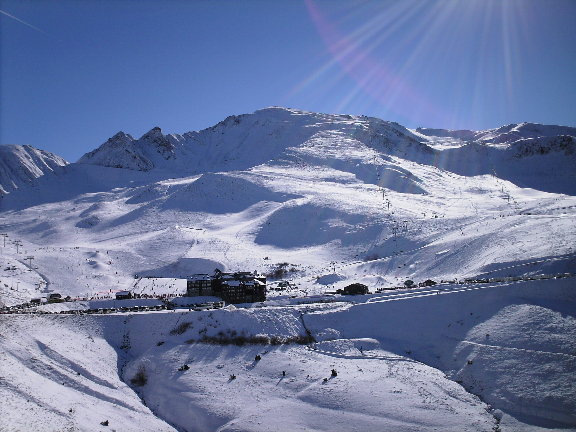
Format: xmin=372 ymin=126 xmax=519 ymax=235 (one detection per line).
xmin=2 ymin=278 xmax=573 ymax=431
xmin=0 ymin=144 xmax=68 ymax=195
xmin=1 ymin=107 xmax=575 ymax=431
xmin=0 ymin=314 xmax=177 ymax=432
xmin=305 ymin=278 xmax=576 ymax=428
xmin=0 ymin=107 xmax=574 ymax=299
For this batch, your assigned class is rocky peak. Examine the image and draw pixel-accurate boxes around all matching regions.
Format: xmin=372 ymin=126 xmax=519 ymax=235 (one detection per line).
xmin=109 ymin=131 xmax=134 ymax=143
xmin=139 ymin=127 xmax=174 ymax=155
xmin=140 ymin=127 xmax=163 ymax=139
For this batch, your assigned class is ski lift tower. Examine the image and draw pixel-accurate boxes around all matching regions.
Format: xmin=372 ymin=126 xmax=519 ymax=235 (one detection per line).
xmin=13 ymin=240 xmax=23 ymax=254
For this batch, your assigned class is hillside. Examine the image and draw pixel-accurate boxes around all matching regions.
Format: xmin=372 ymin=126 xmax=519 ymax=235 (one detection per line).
xmin=2 ymin=277 xmax=574 ymax=431
xmin=0 ymin=107 xmax=575 ymax=431
xmin=1 ymin=107 xmax=574 ymax=299
xmin=0 ymin=144 xmax=68 ymax=195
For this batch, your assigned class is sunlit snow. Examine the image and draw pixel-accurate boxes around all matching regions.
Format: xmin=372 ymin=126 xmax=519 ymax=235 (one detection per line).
xmin=1 ymin=107 xmax=575 ymax=431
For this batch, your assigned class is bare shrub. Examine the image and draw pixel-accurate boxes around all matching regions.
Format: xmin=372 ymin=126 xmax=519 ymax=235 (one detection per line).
xmin=364 ymin=253 xmax=380 ymax=262
xmin=170 ymin=322 xmax=192 ymax=335
xmin=265 ymin=262 xmax=299 ymax=279
xmin=130 ymin=365 xmax=148 ymax=386
xmin=185 ymin=330 xmax=314 ymax=346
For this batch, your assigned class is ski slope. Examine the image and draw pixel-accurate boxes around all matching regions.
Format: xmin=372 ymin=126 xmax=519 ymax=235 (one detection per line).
xmin=1 ymin=107 xmax=575 ymax=431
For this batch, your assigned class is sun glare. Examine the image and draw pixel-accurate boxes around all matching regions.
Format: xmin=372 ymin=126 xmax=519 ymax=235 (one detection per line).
xmin=297 ymin=0 xmax=529 ymax=130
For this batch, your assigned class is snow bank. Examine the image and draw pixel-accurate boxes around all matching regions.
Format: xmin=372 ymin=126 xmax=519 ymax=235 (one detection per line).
xmin=0 ymin=314 xmax=176 ymax=431
xmin=118 ymin=304 xmax=495 ymax=432
xmin=304 ymin=278 xmax=576 ymax=428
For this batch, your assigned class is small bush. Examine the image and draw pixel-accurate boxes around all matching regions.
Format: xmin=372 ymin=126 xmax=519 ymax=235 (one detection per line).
xmin=364 ymin=253 xmax=380 ymax=262
xmin=293 ymin=334 xmax=315 ymax=344
xmin=130 ymin=365 xmax=148 ymax=386
xmin=265 ymin=262 xmax=299 ymax=279
xmin=170 ymin=322 xmax=192 ymax=335
xmin=185 ymin=330 xmax=314 ymax=346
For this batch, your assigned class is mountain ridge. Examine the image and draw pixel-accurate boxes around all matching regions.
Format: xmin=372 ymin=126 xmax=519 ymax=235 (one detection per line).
xmin=69 ymin=107 xmax=576 ymax=195
xmin=0 ymin=144 xmax=68 ymax=195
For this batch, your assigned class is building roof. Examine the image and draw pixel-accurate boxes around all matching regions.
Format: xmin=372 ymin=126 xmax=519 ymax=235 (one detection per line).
xmin=188 ymin=274 xmax=212 ymax=281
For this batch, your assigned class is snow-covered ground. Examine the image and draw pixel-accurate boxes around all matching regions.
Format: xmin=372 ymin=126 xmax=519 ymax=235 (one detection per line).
xmin=1 ymin=107 xmax=575 ymax=430
xmin=0 ymin=314 xmax=175 ymax=431
xmin=2 ymin=277 xmax=574 ymax=431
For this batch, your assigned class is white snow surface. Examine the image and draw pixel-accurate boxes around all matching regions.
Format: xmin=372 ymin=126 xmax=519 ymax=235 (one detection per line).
xmin=1 ymin=107 xmax=575 ymax=431
xmin=0 ymin=144 xmax=68 ymax=195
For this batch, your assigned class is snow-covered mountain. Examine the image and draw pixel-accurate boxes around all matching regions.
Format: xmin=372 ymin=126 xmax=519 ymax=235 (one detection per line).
xmin=77 ymin=108 xmax=576 ymax=194
xmin=77 ymin=108 xmax=430 ymax=175
xmin=78 ymin=128 xmax=180 ymax=171
xmin=1 ymin=107 xmax=575 ymax=432
xmin=416 ymin=122 xmax=576 ymax=144
xmin=1 ymin=106 xmax=574 ymax=292
xmin=0 ymin=144 xmax=68 ymax=195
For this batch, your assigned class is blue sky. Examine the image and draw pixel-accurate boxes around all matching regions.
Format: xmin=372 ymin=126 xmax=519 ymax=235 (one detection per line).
xmin=1 ymin=0 xmax=575 ymax=161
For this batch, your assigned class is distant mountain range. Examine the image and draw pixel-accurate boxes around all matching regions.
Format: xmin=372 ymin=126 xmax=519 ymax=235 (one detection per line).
xmin=3 ymin=107 xmax=574 ymax=196
xmin=0 ymin=107 xmax=574 ymax=298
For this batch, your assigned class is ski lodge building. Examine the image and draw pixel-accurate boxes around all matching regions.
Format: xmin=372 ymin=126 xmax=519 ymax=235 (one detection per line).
xmin=187 ymin=270 xmax=266 ymax=304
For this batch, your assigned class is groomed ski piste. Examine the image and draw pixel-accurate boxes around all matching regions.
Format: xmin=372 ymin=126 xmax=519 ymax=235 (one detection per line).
xmin=1 ymin=107 xmax=575 ymax=431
